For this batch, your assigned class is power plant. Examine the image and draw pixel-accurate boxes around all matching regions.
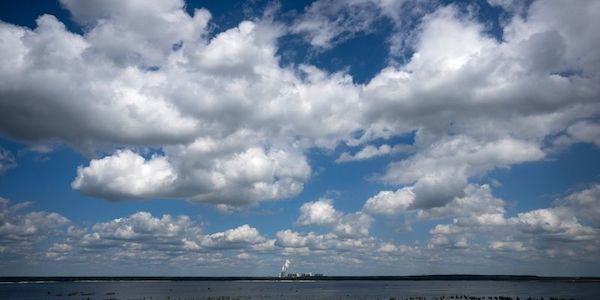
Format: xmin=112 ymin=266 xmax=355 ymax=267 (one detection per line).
xmin=278 ymin=259 xmax=323 ymax=278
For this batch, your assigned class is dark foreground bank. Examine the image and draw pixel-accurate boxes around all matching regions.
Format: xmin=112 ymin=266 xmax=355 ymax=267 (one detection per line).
xmin=1 ymin=279 xmax=599 ymax=300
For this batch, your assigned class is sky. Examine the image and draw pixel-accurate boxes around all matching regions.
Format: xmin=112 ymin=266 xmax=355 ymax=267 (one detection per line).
xmin=0 ymin=0 xmax=599 ymax=276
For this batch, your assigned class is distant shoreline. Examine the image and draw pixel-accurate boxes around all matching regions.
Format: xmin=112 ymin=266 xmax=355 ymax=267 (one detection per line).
xmin=1 ymin=275 xmax=599 ymax=283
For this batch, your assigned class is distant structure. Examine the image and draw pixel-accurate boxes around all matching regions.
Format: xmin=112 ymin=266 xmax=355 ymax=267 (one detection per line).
xmin=277 ymin=259 xmax=323 ymax=278
xmin=283 ymin=272 xmax=323 ymax=278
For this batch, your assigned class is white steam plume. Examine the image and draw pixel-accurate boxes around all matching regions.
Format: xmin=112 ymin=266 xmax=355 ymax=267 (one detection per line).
xmin=281 ymin=259 xmax=291 ymax=272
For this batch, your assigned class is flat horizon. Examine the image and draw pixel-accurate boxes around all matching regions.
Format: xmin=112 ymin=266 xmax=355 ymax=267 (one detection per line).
xmin=2 ymin=274 xmax=599 ymax=279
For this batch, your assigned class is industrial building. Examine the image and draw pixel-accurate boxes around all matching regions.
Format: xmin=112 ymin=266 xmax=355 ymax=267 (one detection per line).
xmin=278 ymin=271 xmax=324 ymax=278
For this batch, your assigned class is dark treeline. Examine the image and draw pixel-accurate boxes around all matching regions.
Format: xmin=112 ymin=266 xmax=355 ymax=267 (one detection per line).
xmin=1 ymin=275 xmax=599 ymax=283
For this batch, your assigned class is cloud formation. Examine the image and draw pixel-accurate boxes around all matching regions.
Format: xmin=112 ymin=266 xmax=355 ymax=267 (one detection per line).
xmin=1 ymin=0 xmax=600 ymax=276
xmin=297 ymin=198 xmax=341 ymax=226
xmin=1 ymin=0 xmax=599 ymax=211
xmin=1 ymin=176 xmax=599 ymax=275
xmin=297 ymin=198 xmax=373 ymax=238
xmin=291 ymin=0 xmax=382 ymax=49
xmin=363 ymin=187 xmax=414 ymax=215
xmin=0 ymin=198 xmax=69 ymax=261
xmin=72 ymin=150 xmax=177 ymax=199
xmin=43 ymin=209 xmax=272 ymax=264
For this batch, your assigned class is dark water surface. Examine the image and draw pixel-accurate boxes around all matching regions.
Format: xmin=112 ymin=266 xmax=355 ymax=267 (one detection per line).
xmin=1 ymin=280 xmax=598 ymax=300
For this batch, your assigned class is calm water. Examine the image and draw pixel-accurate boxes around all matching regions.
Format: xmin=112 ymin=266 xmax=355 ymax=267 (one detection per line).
xmin=1 ymin=280 xmax=598 ymax=300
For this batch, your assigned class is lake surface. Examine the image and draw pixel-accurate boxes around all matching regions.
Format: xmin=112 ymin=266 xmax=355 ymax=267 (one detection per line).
xmin=1 ymin=280 xmax=598 ymax=300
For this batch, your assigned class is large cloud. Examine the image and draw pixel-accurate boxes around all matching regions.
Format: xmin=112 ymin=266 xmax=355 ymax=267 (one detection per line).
xmin=72 ymin=150 xmax=177 ymax=199
xmin=380 ymin=136 xmax=544 ymax=209
xmin=1 ymin=0 xmax=599 ymax=212
xmin=297 ymin=198 xmax=341 ymax=226
xmin=436 ymin=138 xmax=542 ymax=171
xmin=72 ymin=145 xmax=311 ymax=206
xmin=363 ymin=183 xmax=506 ymax=220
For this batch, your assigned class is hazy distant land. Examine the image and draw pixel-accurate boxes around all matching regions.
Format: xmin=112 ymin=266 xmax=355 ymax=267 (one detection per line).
xmin=1 ymin=275 xmax=599 ymax=283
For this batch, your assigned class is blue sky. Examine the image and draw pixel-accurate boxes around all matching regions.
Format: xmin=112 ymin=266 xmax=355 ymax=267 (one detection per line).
xmin=1 ymin=0 xmax=600 ymax=276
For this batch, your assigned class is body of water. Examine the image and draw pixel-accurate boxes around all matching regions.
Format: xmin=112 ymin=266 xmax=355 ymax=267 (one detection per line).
xmin=1 ymin=280 xmax=598 ymax=300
